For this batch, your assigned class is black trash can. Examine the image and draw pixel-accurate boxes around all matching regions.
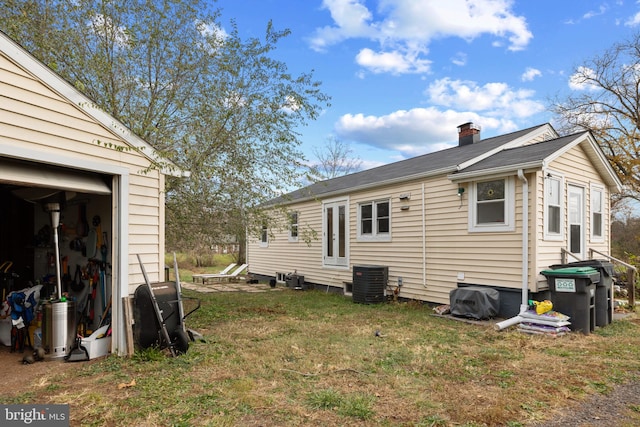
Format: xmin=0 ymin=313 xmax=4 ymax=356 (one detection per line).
xmin=551 ymin=260 xmax=614 ymax=327
xmin=541 ymin=267 xmax=599 ymax=335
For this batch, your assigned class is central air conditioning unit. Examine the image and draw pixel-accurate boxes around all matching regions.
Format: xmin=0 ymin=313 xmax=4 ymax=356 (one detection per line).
xmin=352 ymin=265 xmax=388 ymax=304
xmin=285 ymin=273 xmax=305 ymax=290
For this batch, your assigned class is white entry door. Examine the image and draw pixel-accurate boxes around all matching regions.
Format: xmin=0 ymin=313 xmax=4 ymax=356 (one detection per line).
xmin=568 ymin=185 xmax=585 ymax=259
xmin=323 ymin=200 xmax=348 ymax=267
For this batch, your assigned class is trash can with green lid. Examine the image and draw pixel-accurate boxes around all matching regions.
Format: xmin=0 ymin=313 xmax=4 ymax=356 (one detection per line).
xmin=550 ymin=260 xmax=614 ymax=327
xmin=541 ymin=267 xmax=599 ymax=335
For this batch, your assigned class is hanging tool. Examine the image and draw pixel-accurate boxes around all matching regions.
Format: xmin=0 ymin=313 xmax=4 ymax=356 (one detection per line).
xmin=0 ymin=261 xmax=13 ymax=300
xmin=100 ymin=231 xmax=108 ymax=312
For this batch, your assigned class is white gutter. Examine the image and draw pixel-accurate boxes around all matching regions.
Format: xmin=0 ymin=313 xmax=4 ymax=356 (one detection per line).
xmin=495 ymin=169 xmax=529 ymax=330
xmin=448 ymin=161 xmax=542 ymax=182
xmin=272 ymin=166 xmax=458 ymax=207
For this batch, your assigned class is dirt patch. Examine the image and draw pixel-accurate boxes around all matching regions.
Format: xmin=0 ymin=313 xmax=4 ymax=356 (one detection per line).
xmin=526 ymin=381 xmax=640 ymax=426
xmin=0 ymin=344 xmax=85 ymax=397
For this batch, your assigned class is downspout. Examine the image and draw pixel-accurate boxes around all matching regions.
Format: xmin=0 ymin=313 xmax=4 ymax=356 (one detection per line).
xmin=422 ymin=183 xmax=426 ymax=287
xmin=495 ymin=169 xmax=529 ymax=330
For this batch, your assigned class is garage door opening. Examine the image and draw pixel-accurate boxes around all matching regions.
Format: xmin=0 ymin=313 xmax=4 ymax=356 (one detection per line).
xmin=1 ymin=157 xmax=114 ymax=361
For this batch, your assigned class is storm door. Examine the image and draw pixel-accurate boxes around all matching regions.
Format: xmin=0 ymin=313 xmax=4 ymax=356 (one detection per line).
xmin=568 ymin=185 xmax=585 ymax=259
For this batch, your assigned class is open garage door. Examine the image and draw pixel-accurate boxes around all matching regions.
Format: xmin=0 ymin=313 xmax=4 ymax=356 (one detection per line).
xmin=0 ymin=156 xmax=115 ymax=356
xmin=0 ymin=157 xmax=112 ymax=197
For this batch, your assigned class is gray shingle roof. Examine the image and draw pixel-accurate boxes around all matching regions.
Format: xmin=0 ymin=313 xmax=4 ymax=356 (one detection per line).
xmin=273 ymin=123 xmax=558 ymax=204
xmin=454 ymin=132 xmax=586 ymax=175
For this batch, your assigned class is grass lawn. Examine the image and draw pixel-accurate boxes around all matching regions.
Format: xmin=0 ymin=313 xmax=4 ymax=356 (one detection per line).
xmin=4 ymin=288 xmax=640 ymax=426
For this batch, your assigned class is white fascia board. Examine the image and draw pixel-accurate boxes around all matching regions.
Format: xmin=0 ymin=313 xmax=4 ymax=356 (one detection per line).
xmin=0 ymin=32 xmax=186 ymax=178
xmin=447 ymin=161 xmax=542 ymax=182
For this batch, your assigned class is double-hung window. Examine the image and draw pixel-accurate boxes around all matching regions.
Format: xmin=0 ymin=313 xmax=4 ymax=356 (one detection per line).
xmin=358 ymin=199 xmax=390 ymax=241
xmin=259 ymin=224 xmax=268 ymax=247
xmin=591 ymin=184 xmax=604 ymax=242
xmin=544 ymin=174 xmax=563 ymax=240
xmin=289 ymin=211 xmax=299 ymax=242
xmin=469 ymin=177 xmax=515 ymax=232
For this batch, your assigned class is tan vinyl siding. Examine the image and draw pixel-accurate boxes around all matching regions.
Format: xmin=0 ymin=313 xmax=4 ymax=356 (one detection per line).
xmin=248 ymin=200 xmax=325 ymax=280
xmin=534 ymin=144 xmax=612 ymax=291
xmin=423 ymin=176 xmax=524 ymax=304
xmin=246 ymin=124 xmax=616 ymax=307
xmin=349 ymin=183 xmax=424 ymax=299
xmin=248 ymin=174 xmax=527 ymax=305
xmin=1 ymin=52 xmax=164 ymax=294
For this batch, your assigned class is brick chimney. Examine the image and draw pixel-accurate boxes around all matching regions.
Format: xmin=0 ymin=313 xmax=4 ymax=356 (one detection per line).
xmin=457 ymin=122 xmax=481 ymax=146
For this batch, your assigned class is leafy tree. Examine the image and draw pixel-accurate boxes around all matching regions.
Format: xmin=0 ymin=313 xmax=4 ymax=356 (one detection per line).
xmin=550 ymin=32 xmax=640 ymax=208
xmin=0 ymin=0 xmax=330 ymax=262
xmin=612 ymin=215 xmax=640 ymax=260
xmin=309 ymin=136 xmax=362 ymax=181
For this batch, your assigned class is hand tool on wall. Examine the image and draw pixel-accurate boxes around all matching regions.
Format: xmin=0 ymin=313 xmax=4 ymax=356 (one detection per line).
xmin=100 ymin=231 xmax=108 ymax=312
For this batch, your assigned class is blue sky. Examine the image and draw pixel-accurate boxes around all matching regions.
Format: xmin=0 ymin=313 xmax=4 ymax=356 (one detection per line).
xmin=215 ymin=0 xmax=640 ymax=171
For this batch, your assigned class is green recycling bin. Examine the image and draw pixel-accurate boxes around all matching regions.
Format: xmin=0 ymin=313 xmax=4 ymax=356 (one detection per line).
xmin=541 ymin=267 xmax=600 ymax=335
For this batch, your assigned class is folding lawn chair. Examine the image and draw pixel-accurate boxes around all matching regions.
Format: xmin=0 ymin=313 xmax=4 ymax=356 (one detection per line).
xmin=199 ymin=264 xmax=248 ymax=284
xmin=192 ymin=263 xmax=236 ymax=284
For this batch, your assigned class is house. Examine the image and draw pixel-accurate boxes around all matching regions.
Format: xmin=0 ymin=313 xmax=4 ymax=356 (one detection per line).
xmin=247 ymin=122 xmax=623 ymax=317
xmin=0 ymin=31 xmax=184 ymax=355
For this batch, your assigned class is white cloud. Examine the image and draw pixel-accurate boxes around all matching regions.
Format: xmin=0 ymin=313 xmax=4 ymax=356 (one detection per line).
xmin=90 ymin=14 xmax=129 ymax=46
xmin=309 ymin=0 xmax=376 ymax=51
xmin=568 ymin=66 xmax=600 ymax=91
xmin=334 ymin=107 xmax=516 ymax=156
xmin=281 ymin=95 xmax=301 ymax=114
xmin=521 ymin=67 xmax=542 ymax=82
xmin=310 ymin=0 xmax=532 ymax=74
xmin=426 ymin=78 xmax=545 ymax=118
xmin=355 ymin=48 xmax=431 ymax=74
xmin=197 ymin=21 xmax=228 ymax=40
xmin=625 ymin=11 xmax=640 ymax=26
xmin=451 ymin=52 xmax=467 ymax=66
xmin=583 ymin=5 xmax=609 ymax=20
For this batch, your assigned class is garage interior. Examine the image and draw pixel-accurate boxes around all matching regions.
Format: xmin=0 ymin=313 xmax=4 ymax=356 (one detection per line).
xmin=0 ymin=156 xmax=113 ymax=362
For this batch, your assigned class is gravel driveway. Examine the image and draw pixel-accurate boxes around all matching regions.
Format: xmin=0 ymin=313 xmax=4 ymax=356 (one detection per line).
xmin=526 ymin=380 xmax=640 ymax=426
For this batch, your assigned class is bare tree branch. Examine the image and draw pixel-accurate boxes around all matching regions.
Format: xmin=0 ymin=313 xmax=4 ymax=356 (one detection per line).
xmin=309 ymin=136 xmax=363 ymax=181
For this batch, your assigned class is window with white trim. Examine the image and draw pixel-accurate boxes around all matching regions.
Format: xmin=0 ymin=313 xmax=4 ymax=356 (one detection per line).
xmin=288 ymin=211 xmax=299 ymax=242
xmin=469 ymin=177 xmax=515 ymax=232
xmin=544 ymin=174 xmax=563 ymax=239
xmin=259 ymin=224 xmax=268 ymax=247
xmin=591 ymin=184 xmax=604 ymax=241
xmin=358 ymin=199 xmax=390 ymax=241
